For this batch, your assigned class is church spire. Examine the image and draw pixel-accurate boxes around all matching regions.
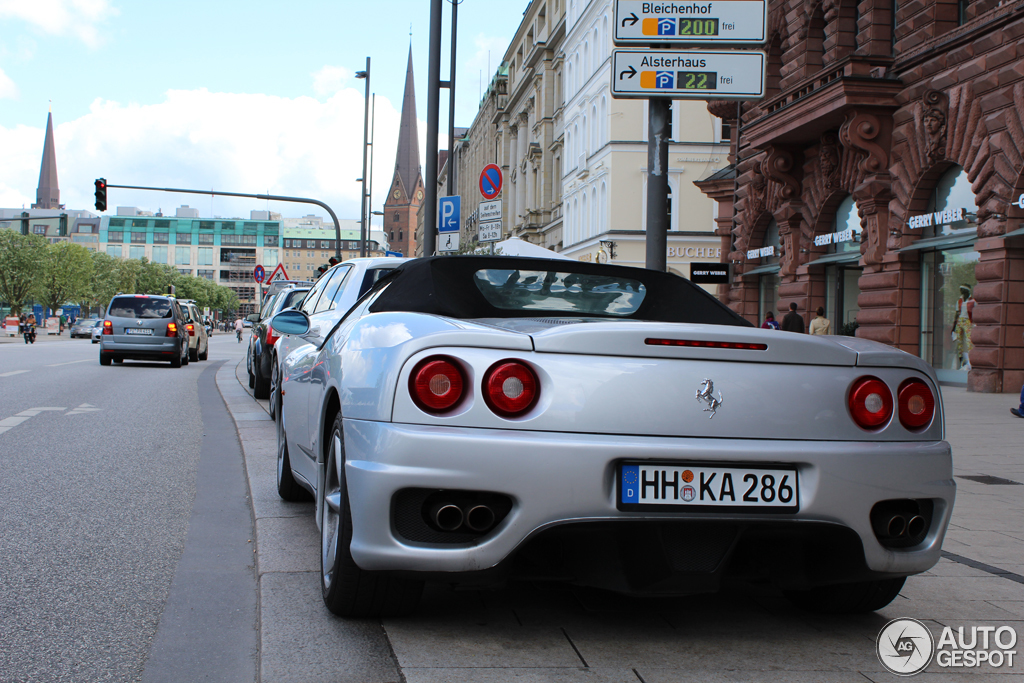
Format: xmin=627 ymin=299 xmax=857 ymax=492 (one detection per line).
xmin=33 ymin=111 xmax=61 ymax=210
xmin=393 ymin=45 xmax=421 ymax=199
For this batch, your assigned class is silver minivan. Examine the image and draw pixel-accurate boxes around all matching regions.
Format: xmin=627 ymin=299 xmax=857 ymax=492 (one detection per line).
xmin=99 ymin=294 xmax=191 ymax=368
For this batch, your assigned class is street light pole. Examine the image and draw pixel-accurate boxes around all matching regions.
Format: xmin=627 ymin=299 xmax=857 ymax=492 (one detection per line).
xmin=423 ymin=0 xmax=444 ymax=257
xmin=368 ymin=94 xmax=376 ymax=254
xmin=356 ymin=57 xmax=371 ymax=258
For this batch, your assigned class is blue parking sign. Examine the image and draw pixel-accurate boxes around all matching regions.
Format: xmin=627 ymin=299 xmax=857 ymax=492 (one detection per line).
xmin=438 ymin=196 xmax=461 ymax=233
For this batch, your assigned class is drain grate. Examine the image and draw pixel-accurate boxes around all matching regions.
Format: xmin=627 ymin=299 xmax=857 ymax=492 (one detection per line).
xmin=956 ymin=474 xmax=1022 ymax=486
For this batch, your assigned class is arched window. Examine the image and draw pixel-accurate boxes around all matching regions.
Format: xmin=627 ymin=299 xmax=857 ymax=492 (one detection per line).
xmin=601 ymin=17 xmax=609 ymax=53
xmin=923 ymin=166 xmax=975 ymax=237
xmin=583 ymin=41 xmax=590 ymax=81
xmin=600 ymin=96 xmax=608 ymax=145
xmin=600 ymin=182 xmax=608 ymax=234
xmin=582 ymin=192 xmax=589 ymax=241
xmin=582 ymin=115 xmax=588 ymax=158
xmin=393 ymin=212 xmax=400 ymax=222
xmin=591 ymin=104 xmax=598 ymax=150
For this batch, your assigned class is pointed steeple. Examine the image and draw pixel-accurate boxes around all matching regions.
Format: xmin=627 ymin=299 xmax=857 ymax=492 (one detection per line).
xmin=393 ymin=46 xmax=421 ymax=199
xmin=33 ymin=111 xmax=61 ymax=210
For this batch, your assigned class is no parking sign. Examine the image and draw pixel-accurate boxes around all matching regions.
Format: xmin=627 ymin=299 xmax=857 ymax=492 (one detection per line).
xmin=479 ymin=164 xmax=503 ymax=200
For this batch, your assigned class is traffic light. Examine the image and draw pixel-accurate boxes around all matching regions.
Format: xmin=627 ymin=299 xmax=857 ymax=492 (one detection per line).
xmin=94 ymin=178 xmax=107 ymax=212
xmin=316 ymin=265 xmax=328 ymax=278
xmin=328 ymin=257 xmax=339 ymax=266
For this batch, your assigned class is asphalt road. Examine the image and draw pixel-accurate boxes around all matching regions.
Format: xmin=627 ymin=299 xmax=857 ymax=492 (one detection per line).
xmin=0 ymin=332 xmax=255 ymax=683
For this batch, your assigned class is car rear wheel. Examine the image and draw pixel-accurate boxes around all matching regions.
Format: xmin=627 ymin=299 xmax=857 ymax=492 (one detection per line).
xmin=198 ymin=340 xmax=208 ymax=361
xmin=99 ymin=352 xmax=112 ymax=366
xmin=320 ymin=412 xmax=423 ymax=617
xmin=113 ymin=358 xmax=123 ymax=364
xmin=171 ymin=345 xmax=183 ymax=368
xmin=254 ymin=356 xmax=271 ymax=399
xmin=784 ymin=576 xmax=906 ymax=614
xmin=189 ymin=345 xmax=199 ymax=362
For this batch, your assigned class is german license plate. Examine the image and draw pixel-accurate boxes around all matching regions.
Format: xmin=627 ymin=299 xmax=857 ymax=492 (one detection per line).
xmin=125 ymin=328 xmax=153 ymax=335
xmin=619 ymin=463 xmax=798 ymax=511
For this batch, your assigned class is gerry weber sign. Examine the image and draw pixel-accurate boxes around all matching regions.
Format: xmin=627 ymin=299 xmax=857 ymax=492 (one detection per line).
xmin=747 ymin=245 xmax=774 ymax=259
xmin=814 ymin=227 xmax=856 ymax=247
xmin=907 ymin=207 xmax=967 ymax=229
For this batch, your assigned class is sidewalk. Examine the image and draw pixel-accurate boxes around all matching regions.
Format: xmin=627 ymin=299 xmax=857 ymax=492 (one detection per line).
xmin=0 ymin=331 xmax=76 ymax=343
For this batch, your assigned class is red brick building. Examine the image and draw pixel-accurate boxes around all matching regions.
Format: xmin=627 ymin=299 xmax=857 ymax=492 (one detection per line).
xmin=697 ymin=0 xmax=1024 ymax=392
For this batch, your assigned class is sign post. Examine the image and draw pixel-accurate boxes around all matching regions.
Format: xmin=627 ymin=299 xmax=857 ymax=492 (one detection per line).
xmin=438 ymin=196 xmax=461 ymax=252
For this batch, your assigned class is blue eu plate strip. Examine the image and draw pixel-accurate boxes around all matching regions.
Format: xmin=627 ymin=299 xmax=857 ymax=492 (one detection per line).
xmin=621 ymin=465 xmax=639 ymax=504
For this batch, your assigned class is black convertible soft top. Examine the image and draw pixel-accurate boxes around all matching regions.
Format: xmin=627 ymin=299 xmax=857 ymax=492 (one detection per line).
xmin=368 ymin=256 xmax=750 ymax=327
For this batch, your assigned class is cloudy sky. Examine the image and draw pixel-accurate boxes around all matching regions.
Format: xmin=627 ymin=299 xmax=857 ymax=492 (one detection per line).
xmin=0 ymin=0 xmax=529 ymax=224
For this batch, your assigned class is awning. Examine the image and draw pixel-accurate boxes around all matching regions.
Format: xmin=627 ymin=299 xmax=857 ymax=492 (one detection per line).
xmin=805 ymin=251 xmax=862 ymax=267
xmin=1002 ymin=227 xmax=1024 ymax=239
xmin=740 ymin=263 xmax=781 ymax=277
xmin=897 ymin=230 xmax=978 ymax=253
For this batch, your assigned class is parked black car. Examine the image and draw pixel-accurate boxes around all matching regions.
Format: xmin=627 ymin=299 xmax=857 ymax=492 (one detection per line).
xmin=247 ymin=285 xmax=310 ymax=399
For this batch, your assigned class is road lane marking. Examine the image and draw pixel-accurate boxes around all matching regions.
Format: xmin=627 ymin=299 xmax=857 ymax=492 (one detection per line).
xmin=46 ymin=359 xmax=91 ymax=367
xmin=0 ymin=407 xmax=66 ymax=434
xmin=66 ymin=403 xmax=102 ymax=415
xmin=0 ymin=370 xmax=29 ymax=377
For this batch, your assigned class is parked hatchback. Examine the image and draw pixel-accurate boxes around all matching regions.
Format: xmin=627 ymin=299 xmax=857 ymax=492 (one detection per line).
xmin=99 ymin=294 xmax=191 ymax=367
xmin=178 ymin=299 xmax=210 ymax=362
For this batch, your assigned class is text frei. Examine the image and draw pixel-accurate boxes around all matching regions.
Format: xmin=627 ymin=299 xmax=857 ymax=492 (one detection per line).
xmin=907 ymin=206 xmax=966 ymax=229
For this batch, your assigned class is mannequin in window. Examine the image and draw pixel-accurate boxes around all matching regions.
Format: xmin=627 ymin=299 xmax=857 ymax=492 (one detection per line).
xmin=951 ymin=284 xmax=975 ymax=370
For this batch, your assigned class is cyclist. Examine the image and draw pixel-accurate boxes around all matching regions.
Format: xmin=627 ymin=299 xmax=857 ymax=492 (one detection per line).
xmin=234 ymin=316 xmax=243 ymax=343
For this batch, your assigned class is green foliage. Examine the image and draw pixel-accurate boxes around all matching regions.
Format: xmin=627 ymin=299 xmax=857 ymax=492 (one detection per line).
xmin=0 ymin=231 xmax=48 ymax=315
xmin=38 ymin=242 xmax=95 ymax=315
xmin=840 ymin=321 xmax=860 ymax=337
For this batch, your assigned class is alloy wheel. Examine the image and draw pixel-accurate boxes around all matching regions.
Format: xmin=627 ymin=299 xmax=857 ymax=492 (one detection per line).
xmin=321 ymin=432 xmax=344 ymax=592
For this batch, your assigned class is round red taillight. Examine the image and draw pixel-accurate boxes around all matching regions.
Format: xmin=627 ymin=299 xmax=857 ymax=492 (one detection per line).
xmin=483 ymin=361 xmax=539 ymax=417
xmin=898 ymin=379 xmax=935 ymax=430
xmin=410 ymin=357 xmax=464 ymax=412
xmin=848 ymin=376 xmax=893 ymax=430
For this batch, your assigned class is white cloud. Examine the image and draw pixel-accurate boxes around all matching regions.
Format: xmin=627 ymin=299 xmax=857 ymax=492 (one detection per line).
xmin=0 ymin=0 xmax=118 ymax=48
xmin=312 ymin=66 xmax=353 ymax=99
xmin=0 ymin=87 xmax=408 ymax=223
xmin=0 ymin=67 xmax=17 ymax=99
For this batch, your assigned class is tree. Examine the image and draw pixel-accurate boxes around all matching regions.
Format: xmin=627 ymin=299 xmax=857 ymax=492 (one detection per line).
xmin=0 ymin=231 xmax=47 ymax=315
xmin=37 ymin=242 xmax=94 ymax=317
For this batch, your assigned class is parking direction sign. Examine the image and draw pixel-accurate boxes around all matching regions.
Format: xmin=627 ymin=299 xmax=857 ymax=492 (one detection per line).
xmin=614 ymin=0 xmax=767 ymax=45
xmin=439 ymin=196 xmax=461 ymax=235
xmin=611 ymin=49 xmax=765 ymax=99
xmin=480 ymin=164 xmax=503 ymax=199
xmin=479 ymin=220 xmax=502 ymax=243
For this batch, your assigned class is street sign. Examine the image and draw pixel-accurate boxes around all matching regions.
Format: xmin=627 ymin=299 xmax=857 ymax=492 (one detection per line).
xmin=690 ymin=262 xmax=730 ymax=284
xmin=253 ymin=264 xmax=265 ymax=284
xmin=439 ymin=196 xmax=461 ymax=234
xmin=479 ymin=164 xmax=503 ymax=199
xmin=479 ymin=199 xmax=502 ymax=222
xmin=613 ymin=0 xmax=767 ymax=46
xmin=479 ymin=220 xmax=502 ymax=243
xmin=439 ymin=232 xmax=461 ymax=252
xmin=267 ymin=263 xmax=289 ymax=283
xmin=611 ymin=49 xmax=765 ymax=99
xmin=385 ymin=250 xmax=404 ymax=257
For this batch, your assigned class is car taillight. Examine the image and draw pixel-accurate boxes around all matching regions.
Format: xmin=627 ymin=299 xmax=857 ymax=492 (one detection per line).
xmin=186 ymin=323 xmax=195 ymax=336
xmin=166 ymin=322 xmax=178 ymax=337
xmin=848 ymin=376 xmax=893 ymax=430
xmin=410 ymin=357 xmax=465 ymax=413
xmin=102 ymin=320 xmax=113 ymax=335
xmin=483 ymin=361 xmax=539 ymax=417
xmin=265 ymin=324 xmax=278 ymax=347
xmin=898 ymin=379 xmax=935 ymax=430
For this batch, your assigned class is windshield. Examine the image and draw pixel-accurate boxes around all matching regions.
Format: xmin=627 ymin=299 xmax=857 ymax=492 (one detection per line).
xmin=108 ymin=297 xmax=173 ymax=319
xmin=473 ymin=269 xmax=646 ymax=316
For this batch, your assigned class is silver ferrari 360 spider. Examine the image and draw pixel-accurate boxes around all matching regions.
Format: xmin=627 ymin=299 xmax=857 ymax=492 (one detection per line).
xmin=271 ymin=256 xmax=954 ymax=617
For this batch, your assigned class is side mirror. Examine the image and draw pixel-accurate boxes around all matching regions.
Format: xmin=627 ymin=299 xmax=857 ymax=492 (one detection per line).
xmin=271 ymin=309 xmax=310 ymax=336
xmin=246 ymin=313 xmax=259 ymax=323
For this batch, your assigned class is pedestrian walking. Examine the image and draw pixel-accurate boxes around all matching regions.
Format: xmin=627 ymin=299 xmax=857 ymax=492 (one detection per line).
xmin=1013 ymin=330 xmax=1024 ymax=419
xmin=952 ymin=284 xmax=975 ymax=370
xmin=761 ymin=311 xmax=780 ymax=330
xmin=781 ymin=302 xmax=805 ymax=334
xmin=809 ymin=307 xmax=832 ymax=335
xmin=59 ymin=313 xmax=67 ymax=335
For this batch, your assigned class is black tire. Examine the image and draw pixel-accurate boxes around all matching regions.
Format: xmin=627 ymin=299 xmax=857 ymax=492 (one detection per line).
xmin=269 ymin=357 xmax=279 ymax=421
xmin=254 ymin=357 xmax=271 ymax=399
xmin=784 ymin=576 xmax=906 ymax=614
xmin=99 ymin=352 xmax=112 ymax=366
xmin=171 ymin=344 xmax=183 ymax=368
xmin=189 ymin=345 xmax=199 ymax=362
xmin=320 ymin=412 xmax=423 ymax=617
xmin=113 ymin=358 xmax=123 ymax=364
xmin=276 ymin=398 xmax=310 ymax=502
xmin=198 ymin=341 xmax=208 ymax=361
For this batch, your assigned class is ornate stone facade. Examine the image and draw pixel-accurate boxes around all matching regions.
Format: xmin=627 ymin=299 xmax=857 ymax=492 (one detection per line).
xmin=697 ymin=0 xmax=1024 ymax=393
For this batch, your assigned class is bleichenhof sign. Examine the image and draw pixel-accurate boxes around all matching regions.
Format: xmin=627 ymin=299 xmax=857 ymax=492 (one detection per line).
xmin=876 ymin=618 xmax=1018 ymax=676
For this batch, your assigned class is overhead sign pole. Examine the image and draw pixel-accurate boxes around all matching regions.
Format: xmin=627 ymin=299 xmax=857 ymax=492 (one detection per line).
xmin=423 ymin=0 xmax=444 ymax=257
